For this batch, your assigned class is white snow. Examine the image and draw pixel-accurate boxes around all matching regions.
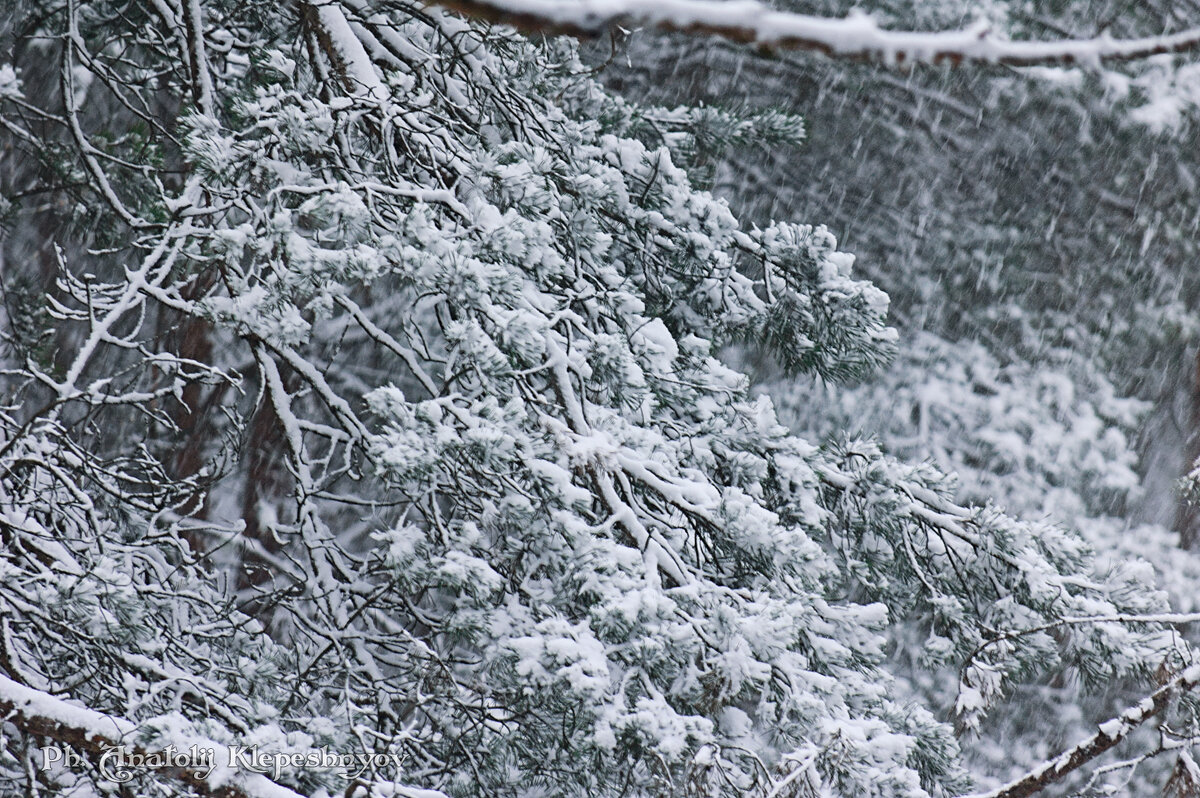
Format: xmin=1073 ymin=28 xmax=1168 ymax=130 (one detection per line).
xmin=442 ymin=0 xmax=1200 ymax=65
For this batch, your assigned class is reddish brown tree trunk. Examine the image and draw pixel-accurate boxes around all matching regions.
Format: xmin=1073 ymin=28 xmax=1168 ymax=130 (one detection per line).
xmin=235 ymin=363 xmax=298 ymax=620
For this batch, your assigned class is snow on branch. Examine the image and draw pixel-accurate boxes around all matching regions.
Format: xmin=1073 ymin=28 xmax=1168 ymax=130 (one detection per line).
xmin=0 ymin=674 xmax=307 ymax=798
xmin=963 ymin=663 xmax=1200 ymax=798
xmin=309 ymin=1 xmax=391 ymax=99
xmin=427 ymin=0 xmax=1200 ymax=66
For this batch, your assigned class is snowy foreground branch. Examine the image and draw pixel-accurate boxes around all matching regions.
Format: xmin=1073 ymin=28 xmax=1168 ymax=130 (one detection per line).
xmin=964 ymin=663 xmax=1200 ymax=798
xmin=0 ymin=673 xmax=443 ymax=798
xmin=0 ymin=675 xmax=308 ymax=798
xmin=427 ymin=0 xmax=1200 ymax=65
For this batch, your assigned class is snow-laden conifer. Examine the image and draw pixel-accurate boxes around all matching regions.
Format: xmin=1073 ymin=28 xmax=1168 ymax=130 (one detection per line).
xmin=1 ymin=2 xmax=1198 ymax=797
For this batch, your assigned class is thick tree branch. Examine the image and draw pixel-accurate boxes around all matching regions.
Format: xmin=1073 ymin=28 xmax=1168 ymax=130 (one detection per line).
xmin=963 ymin=663 xmax=1200 ymax=798
xmin=0 ymin=674 xmax=308 ymax=798
xmin=426 ymin=0 xmax=1200 ymax=66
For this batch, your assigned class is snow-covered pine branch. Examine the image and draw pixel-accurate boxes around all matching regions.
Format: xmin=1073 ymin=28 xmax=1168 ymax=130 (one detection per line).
xmin=0 ymin=674 xmax=313 ymax=798
xmin=428 ymin=0 xmax=1200 ymax=66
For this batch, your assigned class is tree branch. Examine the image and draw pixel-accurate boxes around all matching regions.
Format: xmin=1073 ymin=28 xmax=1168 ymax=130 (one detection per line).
xmin=426 ymin=0 xmax=1200 ymax=66
xmin=962 ymin=663 xmax=1200 ymax=798
xmin=0 ymin=674 xmax=308 ymax=798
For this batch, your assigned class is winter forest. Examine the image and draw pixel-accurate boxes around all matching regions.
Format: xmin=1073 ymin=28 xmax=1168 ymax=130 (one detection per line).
xmin=10 ymin=0 xmax=1200 ymax=796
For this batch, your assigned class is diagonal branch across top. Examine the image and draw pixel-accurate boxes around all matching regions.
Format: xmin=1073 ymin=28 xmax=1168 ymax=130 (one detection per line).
xmin=428 ymin=0 xmax=1200 ymax=66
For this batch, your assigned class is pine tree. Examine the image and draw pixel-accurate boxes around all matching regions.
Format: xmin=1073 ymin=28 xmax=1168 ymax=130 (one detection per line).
xmin=600 ymin=0 xmax=1200 ymax=791
xmin=2 ymin=2 xmax=1200 ymax=797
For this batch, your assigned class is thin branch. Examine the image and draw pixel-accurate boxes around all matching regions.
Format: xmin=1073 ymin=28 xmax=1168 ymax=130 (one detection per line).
xmin=427 ymin=0 xmax=1200 ymax=66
